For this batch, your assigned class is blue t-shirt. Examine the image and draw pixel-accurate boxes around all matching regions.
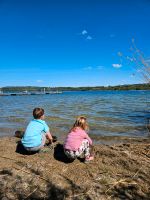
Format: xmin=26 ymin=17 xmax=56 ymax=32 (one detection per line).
xmin=21 ymin=119 xmax=49 ymax=147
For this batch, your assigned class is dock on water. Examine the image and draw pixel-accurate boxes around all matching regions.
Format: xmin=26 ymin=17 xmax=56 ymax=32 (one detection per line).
xmin=0 ymin=91 xmax=63 ymax=96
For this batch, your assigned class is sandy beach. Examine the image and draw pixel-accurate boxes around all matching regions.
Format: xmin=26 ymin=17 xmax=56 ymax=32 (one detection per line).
xmin=0 ymin=136 xmax=149 ymax=200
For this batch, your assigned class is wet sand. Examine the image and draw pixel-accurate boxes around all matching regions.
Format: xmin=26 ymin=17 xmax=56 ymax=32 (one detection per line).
xmin=0 ymin=136 xmax=150 ymax=200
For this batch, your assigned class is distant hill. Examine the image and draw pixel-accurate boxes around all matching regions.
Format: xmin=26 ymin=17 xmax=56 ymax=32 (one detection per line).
xmin=0 ymin=83 xmax=150 ymax=93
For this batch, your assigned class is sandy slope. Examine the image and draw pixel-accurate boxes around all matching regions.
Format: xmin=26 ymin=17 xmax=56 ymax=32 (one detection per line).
xmin=0 ymin=136 xmax=150 ymax=200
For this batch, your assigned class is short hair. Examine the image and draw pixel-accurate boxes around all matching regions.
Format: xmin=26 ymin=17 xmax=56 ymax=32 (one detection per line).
xmin=33 ymin=108 xmax=44 ymax=119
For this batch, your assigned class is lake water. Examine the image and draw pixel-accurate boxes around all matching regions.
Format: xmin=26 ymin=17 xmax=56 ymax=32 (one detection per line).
xmin=0 ymin=90 xmax=150 ymax=140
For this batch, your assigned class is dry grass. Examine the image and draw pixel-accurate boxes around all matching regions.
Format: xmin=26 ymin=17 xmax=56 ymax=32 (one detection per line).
xmin=0 ymin=136 xmax=150 ymax=200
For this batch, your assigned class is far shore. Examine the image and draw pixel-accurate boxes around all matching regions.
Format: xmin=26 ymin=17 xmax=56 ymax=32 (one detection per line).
xmin=0 ymin=83 xmax=150 ymax=93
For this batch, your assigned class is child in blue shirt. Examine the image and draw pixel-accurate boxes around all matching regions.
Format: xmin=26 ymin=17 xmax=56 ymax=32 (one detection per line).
xmin=21 ymin=107 xmax=52 ymax=152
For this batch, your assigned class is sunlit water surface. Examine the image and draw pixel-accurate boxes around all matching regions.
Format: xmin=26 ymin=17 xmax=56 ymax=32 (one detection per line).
xmin=0 ymin=91 xmax=149 ymax=141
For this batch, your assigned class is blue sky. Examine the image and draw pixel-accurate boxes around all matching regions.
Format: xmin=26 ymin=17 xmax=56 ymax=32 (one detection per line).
xmin=0 ymin=0 xmax=150 ymax=87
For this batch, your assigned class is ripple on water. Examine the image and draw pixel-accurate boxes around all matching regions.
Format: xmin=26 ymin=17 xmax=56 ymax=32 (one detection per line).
xmin=0 ymin=90 xmax=149 ymax=138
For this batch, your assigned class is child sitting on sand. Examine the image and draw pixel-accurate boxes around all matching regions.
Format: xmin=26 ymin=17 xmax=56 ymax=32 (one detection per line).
xmin=64 ymin=116 xmax=94 ymax=162
xmin=21 ymin=107 xmax=53 ymax=152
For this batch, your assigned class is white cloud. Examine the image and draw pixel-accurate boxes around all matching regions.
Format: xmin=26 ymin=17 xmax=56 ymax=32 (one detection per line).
xmin=83 ymin=65 xmax=104 ymax=70
xmin=83 ymin=66 xmax=93 ymax=70
xmin=81 ymin=30 xmax=88 ymax=35
xmin=80 ymin=30 xmax=93 ymax=40
xmin=112 ymin=64 xmax=122 ymax=68
xmin=97 ymin=65 xmax=104 ymax=70
xmin=86 ymin=35 xmax=92 ymax=40
xmin=36 ymin=80 xmax=43 ymax=83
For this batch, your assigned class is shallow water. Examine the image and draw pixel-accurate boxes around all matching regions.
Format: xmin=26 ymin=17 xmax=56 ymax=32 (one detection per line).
xmin=0 ymin=90 xmax=149 ymax=140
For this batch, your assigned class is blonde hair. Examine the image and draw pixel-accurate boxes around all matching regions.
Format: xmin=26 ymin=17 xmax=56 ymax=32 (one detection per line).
xmin=71 ymin=116 xmax=89 ymax=132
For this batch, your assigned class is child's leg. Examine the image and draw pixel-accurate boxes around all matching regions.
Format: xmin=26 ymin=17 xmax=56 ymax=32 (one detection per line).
xmin=64 ymin=139 xmax=92 ymax=160
xmin=64 ymin=149 xmax=76 ymax=160
xmin=77 ymin=139 xmax=90 ymax=158
xmin=78 ymin=139 xmax=94 ymax=162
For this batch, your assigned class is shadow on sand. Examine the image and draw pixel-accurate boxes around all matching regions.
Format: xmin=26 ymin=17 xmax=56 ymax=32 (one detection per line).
xmin=15 ymin=130 xmax=58 ymax=156
xmin=16 ymin=142 xmax=87 ymax=163
xmin=54 ymin=143 xmax=75 ymax=163
xmin=15 ymin=141 xmax=38 ymax=155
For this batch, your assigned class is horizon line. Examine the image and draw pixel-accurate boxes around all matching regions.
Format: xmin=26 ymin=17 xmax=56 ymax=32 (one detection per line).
xmin=0 ymin=83 xmax=148 ymax=88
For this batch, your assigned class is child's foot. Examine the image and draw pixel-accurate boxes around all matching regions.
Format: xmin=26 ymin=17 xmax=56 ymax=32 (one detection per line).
xmin=84 ymin=156 xmax=94 ymax=163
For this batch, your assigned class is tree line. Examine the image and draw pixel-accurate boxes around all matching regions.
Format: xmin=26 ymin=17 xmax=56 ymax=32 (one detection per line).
xmin=0 ymin=83 xmax=150 ymax=93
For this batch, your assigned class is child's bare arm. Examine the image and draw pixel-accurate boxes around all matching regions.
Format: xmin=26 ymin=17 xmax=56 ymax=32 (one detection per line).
xmin=45 ymin=131 xmax=53 ymax=143
xmin=84 ymin=132 xmax=92 ymax=145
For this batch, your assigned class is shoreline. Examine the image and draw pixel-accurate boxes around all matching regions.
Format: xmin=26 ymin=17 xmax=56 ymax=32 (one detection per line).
xmin=0 ymin=136 xmax=150 ymax=199
xmin=0 ymin=134 xmax=149 ymax=144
